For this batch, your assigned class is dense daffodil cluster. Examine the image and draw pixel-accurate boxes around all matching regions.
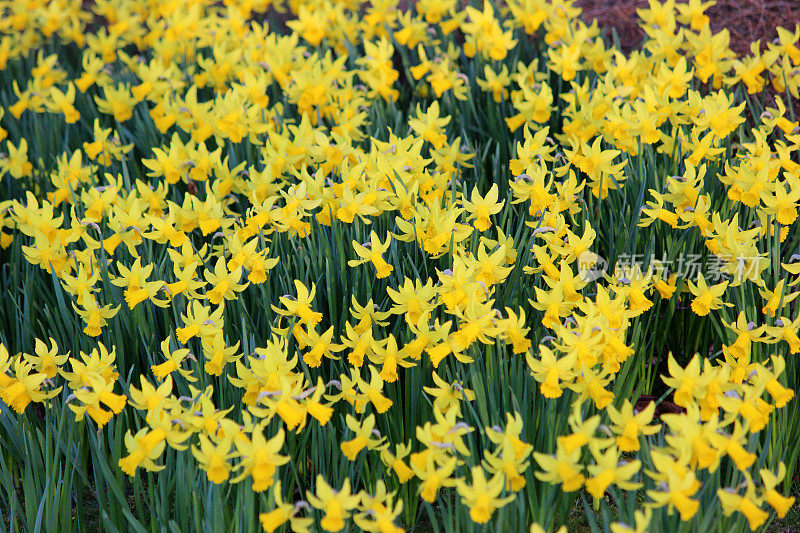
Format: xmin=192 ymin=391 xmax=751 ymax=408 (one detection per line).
xmin=0 ymin=0 xmax=799 ymax=530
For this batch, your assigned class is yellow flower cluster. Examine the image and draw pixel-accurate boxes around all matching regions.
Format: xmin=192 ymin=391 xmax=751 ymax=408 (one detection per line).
xmin=0 ymin=0 xmax=799 ymax=530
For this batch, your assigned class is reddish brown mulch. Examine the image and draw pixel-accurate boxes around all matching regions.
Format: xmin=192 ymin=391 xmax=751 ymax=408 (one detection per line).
xmin=575 ymin=0 xmax=800 ymax=56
